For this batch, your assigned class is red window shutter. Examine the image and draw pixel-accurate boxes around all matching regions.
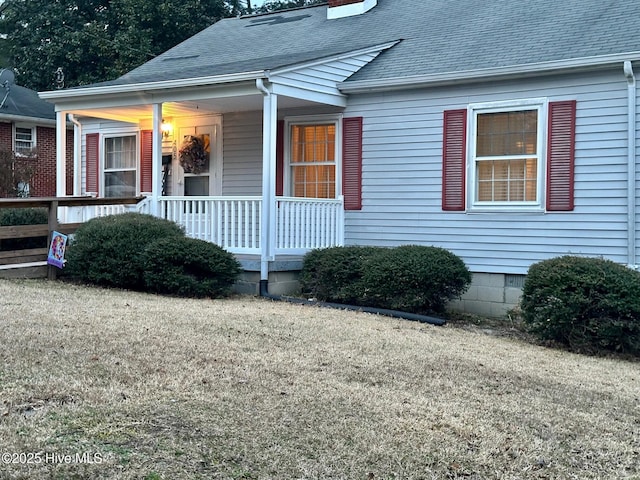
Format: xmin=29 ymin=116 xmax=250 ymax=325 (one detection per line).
xmin=140 ymin=130 xmax=153 ymax=193
xmin=442 ymin=109 xmax=467 ymax=211
xmin=85 ymin=133 xmax=99 ymax=196
xmin=342 ymin=116 xmax=363 ymax=210
xmin=546 ymin=100 xmax=577 ymax=211
xmin=276 ymin=120 xmax=284 ymax=197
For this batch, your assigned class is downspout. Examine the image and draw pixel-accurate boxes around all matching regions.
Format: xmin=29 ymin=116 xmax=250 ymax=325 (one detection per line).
xmin=68 ymin=114 xmax=82 ymax=197
xmin=624 ymin=61 xmax=637 ymax=268
xmin=256 ymin=78 xmax=276 ymax=287
xmin=253 ymin=84 xmax=444 ymax=327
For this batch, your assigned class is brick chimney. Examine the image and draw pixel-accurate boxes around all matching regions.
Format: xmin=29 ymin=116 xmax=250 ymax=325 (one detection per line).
xmin=327 ymin=0 xmax=377 ymax=19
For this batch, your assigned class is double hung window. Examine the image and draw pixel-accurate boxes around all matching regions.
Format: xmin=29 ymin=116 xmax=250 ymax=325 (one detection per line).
xmin=15 ymin=126 xmax=36 ymax=156
xmin=104 ymin=135 xmax=137 ymax=197
xmin=443 ymin=99 xmax=576 ymax=212
xmin=472 ymin=104 xmax=542 ymax=207
xmin=287 ymin=119 xmax=338 ymax=199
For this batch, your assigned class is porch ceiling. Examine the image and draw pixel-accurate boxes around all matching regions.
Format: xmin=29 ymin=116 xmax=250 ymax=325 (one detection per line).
xmin=70 ymin=93 xmax=321 ymax=122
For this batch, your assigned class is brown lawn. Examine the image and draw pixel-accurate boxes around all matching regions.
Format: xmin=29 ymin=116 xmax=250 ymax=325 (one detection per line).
xmin=0 ymin=279 xmax=638 ymax=479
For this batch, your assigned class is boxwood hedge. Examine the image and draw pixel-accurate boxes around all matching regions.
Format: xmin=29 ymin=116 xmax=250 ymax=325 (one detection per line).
xmin=64 ymin=213 xmax=185 ymax=290
xmin=521 ymin=255 xmax=640 ymax=355
xmin=142 ymin=236 xmax=241 ymax=298
xmin=300 ymin=245 xmax=471 ymax=315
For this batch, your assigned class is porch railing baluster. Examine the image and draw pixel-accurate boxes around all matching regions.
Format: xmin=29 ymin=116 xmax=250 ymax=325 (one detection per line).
xmin=85 ymin=195 xmax=342 ymax=256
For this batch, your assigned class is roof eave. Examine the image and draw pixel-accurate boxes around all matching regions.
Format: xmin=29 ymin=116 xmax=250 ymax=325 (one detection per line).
xmin=0 ymin=113 xmax=60 ymax=127
xmin=38 ymin=70 xmax=267 ymax=101
xmin=339 ymin=52 xmax=640 ymax=93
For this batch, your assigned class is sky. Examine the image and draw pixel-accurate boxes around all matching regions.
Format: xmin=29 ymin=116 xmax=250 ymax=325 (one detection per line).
xmin=249 ymin=0 xmax=268 ymax=7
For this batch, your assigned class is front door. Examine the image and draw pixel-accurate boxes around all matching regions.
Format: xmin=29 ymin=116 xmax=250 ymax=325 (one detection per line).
xmin=175 ymin=121 xmax=222 ymax=196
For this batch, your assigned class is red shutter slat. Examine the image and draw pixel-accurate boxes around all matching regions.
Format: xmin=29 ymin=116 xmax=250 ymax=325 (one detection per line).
xmin=85 ymin=133 xmax=99 ymax=196
xmin=276 ymin=120 xmax=284 ymax=197
xmin=342 ymin=116 xmax=363 ymax=211
xmin=546 ymin=100 xmax=577 ymax=211
xmin=442 ymin=109 xmax=467 ymax=211
xmin=140 ymin=130 xmax=153 ymax=194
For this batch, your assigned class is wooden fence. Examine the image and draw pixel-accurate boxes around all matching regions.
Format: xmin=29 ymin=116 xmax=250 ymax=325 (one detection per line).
xmin=0 ymin=196 xmax=144 ymax=280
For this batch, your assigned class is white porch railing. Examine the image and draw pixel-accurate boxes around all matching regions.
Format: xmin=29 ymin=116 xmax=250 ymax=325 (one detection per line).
xmin=157 ymin=195 xmax=344 ymax=255
xmin=57 ymin=199 xmax=149 ymax=224
xmin=159 ymin=196 xmax=262 ymax=254
xmin=275 ymin=196 xmax=344 ymax=254
xmin=65 ymin=195 xmax=344 ymax=255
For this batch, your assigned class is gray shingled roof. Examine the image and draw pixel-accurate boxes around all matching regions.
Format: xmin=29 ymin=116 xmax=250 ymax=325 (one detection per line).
xmin=0 ymin=84 xmax=55 ymax=120
xmin=82 ymin=0 xmax=640 ymax=89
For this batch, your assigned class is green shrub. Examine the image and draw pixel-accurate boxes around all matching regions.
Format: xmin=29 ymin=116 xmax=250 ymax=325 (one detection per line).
xmin=0 ymin=208 xmax=48 ymax=250
xmin=299 ymin=246 xmax=378 ymax=303
xmin=359 ymin=245 xmax=472 ymax=314
xmin=300 ymin=245 xmax=471 ymax=314
xmin=64 ymin=213 xmax=185 ymax=289
xmin=142 ymin=236 xmax=241 ymax=298
xmin=521 ymin=255 xmax=640 ymax=355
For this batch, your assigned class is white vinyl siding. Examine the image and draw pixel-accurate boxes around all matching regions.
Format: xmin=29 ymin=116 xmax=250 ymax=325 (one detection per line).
xmin=273 ymin=52 xmax=382 ymax=96
xmin=222 ymin=111 xmax=263 ymax=196
xmin=342 ymin=69 xmax=631 ymax=274
xmin=221 ymin=108 xmax=343 ymax=197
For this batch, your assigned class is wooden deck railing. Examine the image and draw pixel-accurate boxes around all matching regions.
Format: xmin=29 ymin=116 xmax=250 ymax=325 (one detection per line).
xmin=0 ymin=196 xmax=145 ymax=279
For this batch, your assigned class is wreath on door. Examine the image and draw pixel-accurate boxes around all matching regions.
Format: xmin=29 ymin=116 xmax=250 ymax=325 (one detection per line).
xmin=179 ymin=135 xmax=208 ymax=174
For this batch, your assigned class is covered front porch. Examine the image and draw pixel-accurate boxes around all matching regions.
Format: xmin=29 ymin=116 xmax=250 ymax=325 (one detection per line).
xmin=39 ymin=42 xmax=388 ymax=278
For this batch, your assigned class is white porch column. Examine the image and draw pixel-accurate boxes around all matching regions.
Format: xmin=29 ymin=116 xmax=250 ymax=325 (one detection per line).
xmin=69 ymin=114 xmax=82 ymax=196
xmin=151 ymin=103 xmax=163 ymax=216
xmin=55 ymin=110 xmax=67 ymax=197
xmin=259 ymin=82 xmax=278 ymax=281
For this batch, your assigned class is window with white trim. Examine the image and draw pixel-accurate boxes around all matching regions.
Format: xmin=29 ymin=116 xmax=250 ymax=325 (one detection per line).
xmin=470 ymin=101 xmax=544 ymax=210
xmin=287 ymin=118 xmax=339 ymax=199
xmin=104 ymin=135 xmax=137 ymax=197
xmin=14 ymin=125 xmax=36 ymax=156
xmin=442 ymin=99 xmax=576 ymax=213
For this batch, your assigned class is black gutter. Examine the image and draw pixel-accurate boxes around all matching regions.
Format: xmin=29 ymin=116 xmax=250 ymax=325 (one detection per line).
xmin=259 ymin=280 xmax=446 ymax=326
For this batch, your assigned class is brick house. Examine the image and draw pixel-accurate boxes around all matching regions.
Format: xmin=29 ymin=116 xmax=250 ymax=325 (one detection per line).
xmin=0 ymin=81 xmax=73 ymax=197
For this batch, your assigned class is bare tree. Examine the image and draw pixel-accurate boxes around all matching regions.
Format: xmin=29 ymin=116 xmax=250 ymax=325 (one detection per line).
xmin=0 ymin=149 xmax=36 ymax=197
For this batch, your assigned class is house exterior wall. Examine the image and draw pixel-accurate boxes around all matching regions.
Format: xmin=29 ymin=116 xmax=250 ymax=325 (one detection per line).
xmin=222 ymin=111 xmax=263 ymax=196
xmin=0 ymin=121 xmax=73 ymax=197
xmin=221 ymin=106 xmax=344 ymax=197
xmin=79 ymin=119 xmax=140 ymax=195
xmin=342 ymin=68 xmax=636 ymax=275
xmin=0 ymin=122 xmax=11 ymax=149
xmin=31 ymin=126 xmax=74 ymax=197
xmin=273 ymin=51 xmax=384 ymax=95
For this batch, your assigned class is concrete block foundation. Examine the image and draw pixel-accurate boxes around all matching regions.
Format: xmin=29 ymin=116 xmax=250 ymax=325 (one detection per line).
xmin=235 ymin=259 xmax=525 ymax=319
xmin=449 ymin=273 xmax=524 ymax=318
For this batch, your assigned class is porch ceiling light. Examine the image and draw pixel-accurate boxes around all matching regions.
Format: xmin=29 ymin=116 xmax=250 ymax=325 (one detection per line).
xmin=161 ymin=119 xmax=173 ymax=139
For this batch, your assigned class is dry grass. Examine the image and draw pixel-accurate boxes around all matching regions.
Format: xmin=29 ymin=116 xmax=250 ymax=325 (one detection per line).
xmin=0 ymin=279 xmax=639 ymax=480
